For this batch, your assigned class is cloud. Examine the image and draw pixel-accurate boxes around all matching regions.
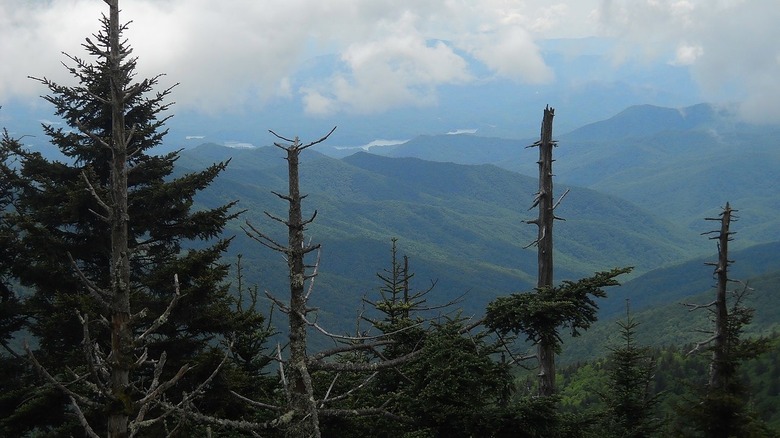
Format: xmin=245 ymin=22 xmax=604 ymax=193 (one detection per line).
xmin=459 ymin=26 xmax=553 ymax=82
xmin=301 ymin=16 xmax=472 ymax=115
xmin=597 ymin=0 xmax=780 ymax=123
xmin=0 ymin=0 xmax=558 ymax=116
xmin=671 ymin=44 xmax=703 ymax=66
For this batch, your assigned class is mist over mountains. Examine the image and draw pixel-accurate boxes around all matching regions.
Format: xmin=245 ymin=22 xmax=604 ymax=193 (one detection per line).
xmin=2 ymin=37 xmax=704 ymax=152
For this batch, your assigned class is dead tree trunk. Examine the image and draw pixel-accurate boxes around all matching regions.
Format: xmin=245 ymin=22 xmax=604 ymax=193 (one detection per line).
xmin=283 ymin=138 xmax=321 ymax=438
xmin=243 ymin=129 xmax=335 ymax=438
xmin=530 ymin=106 xmax=556 ymax=397
xmin=105 ymin=1 xmax=132 ymax=435
xmin=706 ymin=203 xmax=734 ymax=392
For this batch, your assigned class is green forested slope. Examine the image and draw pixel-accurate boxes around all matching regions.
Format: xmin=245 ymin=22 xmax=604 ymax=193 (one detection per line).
xmin=361 ymin=104 xmax=780 ymax=247
xmin=177 ymin=144 xmax=709 ymax=332
xmin=562 ymin=264 xmax=780 ymax=365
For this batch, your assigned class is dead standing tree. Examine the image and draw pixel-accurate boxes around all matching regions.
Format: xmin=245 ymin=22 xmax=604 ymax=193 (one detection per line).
xmin=242 ymin=129 xmax=435 ymax=436
xmin=486 ymin=107 xmax=630 ymax=401
xmin=705 ymin=203 xmax=733 ymax=392
xmin=527 ymin=105 xmax=564 ymax=396
xmin=242 ymin=129 xmax=335 ymax=438
xmin=683 ymin=203 xmax=773 ymax=437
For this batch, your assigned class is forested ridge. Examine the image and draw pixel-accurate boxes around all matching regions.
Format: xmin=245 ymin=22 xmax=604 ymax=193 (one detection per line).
xmin=1 ymin=1 xmax=778 ymax=437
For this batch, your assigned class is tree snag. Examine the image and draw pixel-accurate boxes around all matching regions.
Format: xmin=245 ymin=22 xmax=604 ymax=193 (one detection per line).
xmin=529 ymin=105 xmax=557 ymax=396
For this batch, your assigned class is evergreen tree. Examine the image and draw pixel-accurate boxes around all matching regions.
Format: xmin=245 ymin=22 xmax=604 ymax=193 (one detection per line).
xmin=600 ymin=301 xmax=662 ymax=437
xmin=0 ymin=2 xmax=249 ymax=434
xmin=485 ymin=267 xmax=632 ymax=390
xmin=0 ymin=129 xmax=41 ymax=438
xmin=0 ymin=128 xmax=24 ymax=354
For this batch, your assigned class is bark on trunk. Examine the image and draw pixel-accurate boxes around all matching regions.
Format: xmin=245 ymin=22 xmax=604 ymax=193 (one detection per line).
xmin=535 ymin=106 xmax=556 ymax=397
xmin=709 ymin=203 xmax=732 ymax=391
xmin=283 ymin=140 xmax=320 ymax=438
xmin=106 ymin=1 xmax=132 ymax=436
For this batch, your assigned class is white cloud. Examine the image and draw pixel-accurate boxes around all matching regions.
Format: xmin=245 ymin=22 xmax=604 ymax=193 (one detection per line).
xmin=460 ymin=26 xmax=553 ymax=82
xmin=597 ymin=0 xmax=780 ymax=123
xmin=301 ymin=28 xmax=472 ymax=115
xmin=671 ymin=43 xmax=703 ymax=66
xmin=0 ymin=0 xmax=559 ymax=116
xmin=5 ymin=0 xmax=777 ymax=124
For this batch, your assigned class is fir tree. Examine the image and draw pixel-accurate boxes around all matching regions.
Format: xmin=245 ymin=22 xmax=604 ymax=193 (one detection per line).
xmin=0 ymin=2 xmax=248 ymax=434
xmin=601 ymin=301 xmax=661 ymax=437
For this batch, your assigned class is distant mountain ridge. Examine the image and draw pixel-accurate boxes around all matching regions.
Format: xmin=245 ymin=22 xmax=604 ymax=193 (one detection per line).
xmin=175 ymin=142 xmax=718 ymax=330
xmin=346 ymin=103 xmax=780 ymax=247
xmin=176 ymin=110 xmax=780 ymax=356
xmin=564 ymin=103 xmax=720 ymax=140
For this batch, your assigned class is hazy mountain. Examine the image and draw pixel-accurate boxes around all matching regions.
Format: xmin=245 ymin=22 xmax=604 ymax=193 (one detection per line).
xmin=563 ymin=246 xmax=780 ymax=364
xmin=175 ymin=142 xmax=720 ymax=334
xmin=348 ymin=103 xmax=780 ymax=247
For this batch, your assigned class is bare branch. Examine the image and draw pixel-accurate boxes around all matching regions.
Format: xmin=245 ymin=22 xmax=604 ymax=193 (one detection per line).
xmin=319 ymin=372 xmax=378 ymax=407
xmin=304 ymin=248 xmax=321 ymax=301
xmin=682 ymin=300 xmax=717 ymax=312
xmin=264 ymin=291 xmax=290 ymax=313
xmin=242 ymin=221 xmax=288 ymax=253
xmin=552 ymin=188 xmax=570 ymax=211
xmin=69 ymin=396 xmax=102 ymax=438
xmin=302 ymin=312 xmax=424 ymax=342
xmin=230 ymin=390 xmax=284 ymax=411
xmin=137 ymin=274 xmax=183 ymax=343
xmin=264 ymin=210 xmax=288 ymax=225
xmin=80 ymin=171 xmax=112 ymax=217
xmin=308 ymin=340 xmax=394 ymax=363
xmin=24 ymin=341 xmax=101 ymax=409
xmin=310 ymin=349 xmax=422 ymax=372
xmin=268 ymin=130 xmax=296 ymax=143
xmin=155 ymin=401 xmax=295 ymax=432
xmin=76 ymin=312 xmax=109 ymax=397
xmin=67 ymin=252 xmax=111 ymax=309
xmin=299 ymin=126 xmax=337 ymax=150
xmin=271 ymin=191 xmax=293 ymax=202
xmin=75 ymin=119 xmax=111 ymax=149
xmin=277 ymin=344 xmax=289 ymax=399
xmin=687 ymin=334 xmax=718 ymax=356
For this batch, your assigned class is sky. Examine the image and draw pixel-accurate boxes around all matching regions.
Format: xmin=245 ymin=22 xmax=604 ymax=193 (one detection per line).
xmin=1 ymin=0 xmax=779 ymax=143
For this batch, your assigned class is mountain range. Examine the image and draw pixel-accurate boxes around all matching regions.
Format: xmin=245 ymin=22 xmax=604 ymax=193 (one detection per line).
xmin=175 ymin=102 xmax=780 ymax=354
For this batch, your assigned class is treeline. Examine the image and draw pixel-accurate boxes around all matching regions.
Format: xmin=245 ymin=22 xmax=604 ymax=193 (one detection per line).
xmin=1 ymin=1 xmax=777 ymax=437
xmin=558 ymin=335 xmax=780 ymax=434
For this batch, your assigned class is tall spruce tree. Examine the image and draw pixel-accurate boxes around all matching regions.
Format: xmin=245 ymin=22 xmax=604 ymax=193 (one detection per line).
xmin=1 ymin=1 xmax=245 ymax=435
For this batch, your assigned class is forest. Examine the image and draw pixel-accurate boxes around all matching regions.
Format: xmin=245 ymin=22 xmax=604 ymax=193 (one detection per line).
xmin=1 ymin=1 xmax=778 ymax=437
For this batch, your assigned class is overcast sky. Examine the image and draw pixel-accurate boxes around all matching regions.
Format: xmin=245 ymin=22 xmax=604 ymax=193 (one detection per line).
xmin=1 ymin=0 xmax=778 ymax=125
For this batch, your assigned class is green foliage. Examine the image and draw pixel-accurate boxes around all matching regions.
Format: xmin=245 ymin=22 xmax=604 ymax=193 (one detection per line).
xmin=675 ymin=285 xmax=775 ymax=438
xmin=396 ymin=316 xmax=512 ymax=437
xmin=599 ymin=305 xmax=662 ymax=437
xmin=0 ymin=11 xmax=249 ymax=435
xmin=485 ymin=267 xmax=633 ymax=352
xmin=176 ymin=145 xmax=707 ymax=336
